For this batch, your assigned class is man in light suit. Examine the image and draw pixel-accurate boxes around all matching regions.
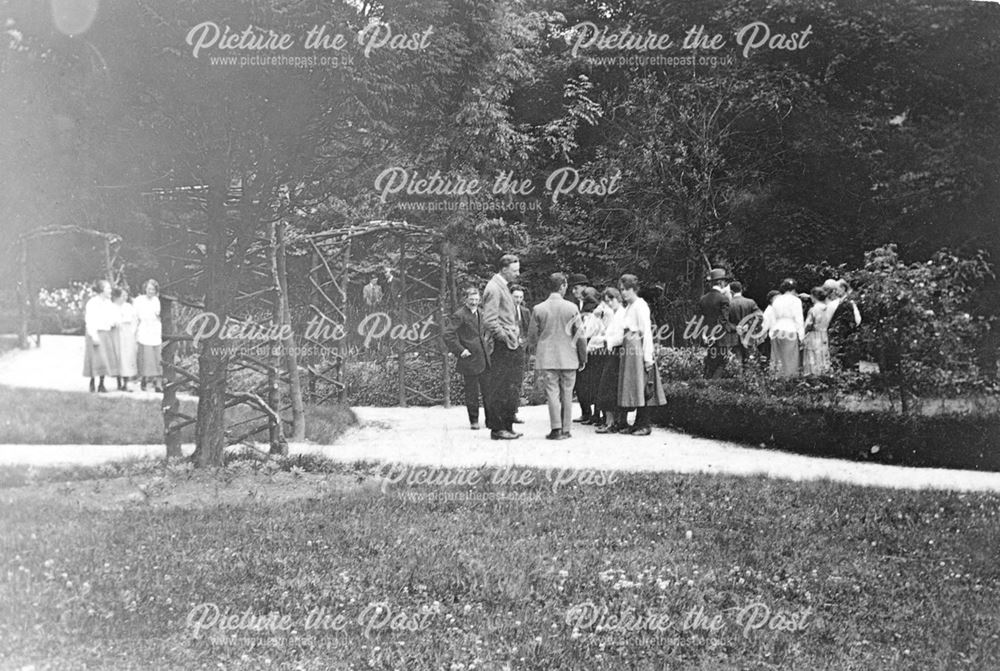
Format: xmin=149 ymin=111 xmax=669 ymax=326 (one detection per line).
xmin=443 ymin=286 xmax=490 ymax=430
xmin=527 ymin=273 xmax=588 ymax=440
xmin=481 ymin=254 xmax=524 ymax=440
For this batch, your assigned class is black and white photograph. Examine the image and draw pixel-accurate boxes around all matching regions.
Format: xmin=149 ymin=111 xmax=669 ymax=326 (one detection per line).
xmin=1 ymin=0 xmax=999 ymax=668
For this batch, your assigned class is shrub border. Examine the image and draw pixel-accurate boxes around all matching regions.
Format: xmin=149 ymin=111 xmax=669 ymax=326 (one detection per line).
xmin=652 ymin=382 xmax=1000 ymax=472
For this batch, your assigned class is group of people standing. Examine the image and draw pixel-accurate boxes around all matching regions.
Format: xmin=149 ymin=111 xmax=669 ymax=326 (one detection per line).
xmin=82 ymin=279 xmax=163 ymax=393
xmin=442 ymin=255 xmax=666 ymax=440
xmin=698 ymin=270 xmax=863 ymax=379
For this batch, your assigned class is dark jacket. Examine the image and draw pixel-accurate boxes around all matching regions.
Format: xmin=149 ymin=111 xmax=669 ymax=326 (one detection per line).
xmin=829 ymin=299 xmax=860 ymax=340
xmin=698 ymin=289 xmax=736 ymax=346
xmin=729 ymin=294 xmax=761 ymax=343
xmin=443 ymin=306 xmax=489 ymax=376
xmin=515 ymin=304 xmax=531 ymax=340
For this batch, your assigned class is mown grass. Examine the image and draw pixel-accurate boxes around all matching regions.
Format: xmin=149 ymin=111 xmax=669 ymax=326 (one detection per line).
xmin=1 ymin=463 xmax=998 ymax=670
xmin=0 ymin=385 xmax=355 ymax=445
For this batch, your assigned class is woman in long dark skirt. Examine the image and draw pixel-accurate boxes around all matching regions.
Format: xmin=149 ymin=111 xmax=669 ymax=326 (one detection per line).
xmin=592 ymin=288 xmax=627 ymax=433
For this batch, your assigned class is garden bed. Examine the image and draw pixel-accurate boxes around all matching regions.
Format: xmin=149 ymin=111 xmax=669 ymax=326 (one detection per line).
xmin=653 ymin=381 xmax=1000 ymax=472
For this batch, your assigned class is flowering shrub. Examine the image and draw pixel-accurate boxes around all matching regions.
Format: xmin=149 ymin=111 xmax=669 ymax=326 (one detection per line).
xmin=843 ymin=245 xmax=997 ymax=407
xmin=37 ymin=282 xmax=89 ymax=314
xmin=36 ymin=282 xmax=90 ymax=333
xmin=656 ymin=346 xmax=709 ymax=381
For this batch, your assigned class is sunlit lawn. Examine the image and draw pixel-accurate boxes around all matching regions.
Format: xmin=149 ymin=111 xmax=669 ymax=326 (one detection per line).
xmin=1 ymin=460 xmax=998 ymax=670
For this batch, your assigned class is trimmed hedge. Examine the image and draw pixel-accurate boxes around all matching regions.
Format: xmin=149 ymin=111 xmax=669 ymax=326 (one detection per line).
xmin=653 ymin=382 xmax=1000 ymax=472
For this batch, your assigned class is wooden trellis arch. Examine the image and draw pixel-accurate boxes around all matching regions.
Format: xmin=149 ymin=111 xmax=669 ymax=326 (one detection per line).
xmin=14 ymin=225 xmax=125 ymax=349
xmin=143 ymin=182 xmax=459 ymax=456
xmin=305 ymin=220 xmax=457 ymax=407
xmin=143 ymin=185 xmax=297 ymax=457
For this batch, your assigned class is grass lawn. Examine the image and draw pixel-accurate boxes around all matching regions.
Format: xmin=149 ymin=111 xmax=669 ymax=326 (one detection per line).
xmin=1 ymin=459 xmax=998 ymax=670
xmin=0 ymin=385 xmax=355 ymax=445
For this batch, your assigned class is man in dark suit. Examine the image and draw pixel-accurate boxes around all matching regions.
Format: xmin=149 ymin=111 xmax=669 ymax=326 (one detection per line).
xmin=443 ymin=286 xmax=490 ymax=430
xmin=481 ymin=254 xmax=524 ymax=440
xmin=727 ymin=281 xmax=762 ymax=367
xmin=510 ymin=284 xmax=531 ymax=424
xmin=827 ymin=278 xmax=862 ymax=370
xmin=527 ymin=273 xmax=588 ymax=439
xmin=567 ymin=273 xmax=591 ymax=310
xmin=698 ymin=268 xmax=735 ymax=379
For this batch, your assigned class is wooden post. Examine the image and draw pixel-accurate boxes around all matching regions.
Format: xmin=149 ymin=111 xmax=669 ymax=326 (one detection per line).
xmin=277 ymin=222 xmax=304 ymax=441
xmin=104 ymin=239 xmax=114 ymax=284
xmin=268 ymin=222 xmax=286 ymax=455
xmin=338 ymin=240 xmax=351 ymax=403
xmin=397 ymin=235 xmax=407 ymax=407
xmin=16 ymin=241 xmax=28 ymax=349
xmin=440 ymin=241 xmax=450 ymax=408
xmin=161 ymin=296 xmax=183 ymax=458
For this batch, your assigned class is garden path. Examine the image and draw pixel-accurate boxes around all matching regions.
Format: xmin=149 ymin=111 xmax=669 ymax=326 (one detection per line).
xmin=2 ymin=335 xmax=1000 ymax=493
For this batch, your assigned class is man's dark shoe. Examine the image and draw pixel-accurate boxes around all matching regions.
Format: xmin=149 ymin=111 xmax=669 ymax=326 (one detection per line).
xmin=572 ymin=416 xmax=591 ymax=423
xmin=545 ymin=430 xmax=568 ymax=440
xmin=491 ymin=430 xmax=519 ymax=440
xmin=594 ymin=425 xmax=614 ymax=434
xmin=631 ymin=426 xmax=652 ymax=436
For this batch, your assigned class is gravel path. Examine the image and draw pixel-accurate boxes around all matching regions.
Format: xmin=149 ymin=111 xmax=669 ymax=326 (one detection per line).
xmin=3 ymin=335 xmax=1000 ymax=493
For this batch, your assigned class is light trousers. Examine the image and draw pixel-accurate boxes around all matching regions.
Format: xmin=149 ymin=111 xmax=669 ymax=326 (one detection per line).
xmin=542 ymin=368 xmax=577 ymax=430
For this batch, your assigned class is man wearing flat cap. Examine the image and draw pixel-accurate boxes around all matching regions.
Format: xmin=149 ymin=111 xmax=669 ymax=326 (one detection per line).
xmin=698 ymin=268 xmax=736 ymax=378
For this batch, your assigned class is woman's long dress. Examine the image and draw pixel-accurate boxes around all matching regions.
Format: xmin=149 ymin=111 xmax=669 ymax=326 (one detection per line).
xmin=116 ymin=302 xmax=138 ymax=377
xmin=82 ymin=295 xmax=119 ymax=377
xmin=768 ymin=292 xmax=805 ymax=378
xmin=134 ymin=295 xmax=163 ymax=376
xmin=594 ymin=306 xmax=626 ymax=412
xmin=803 ymin=303 xmax=833 ymax=375
xmin=617 ymin=298 xmax=666 ymax=408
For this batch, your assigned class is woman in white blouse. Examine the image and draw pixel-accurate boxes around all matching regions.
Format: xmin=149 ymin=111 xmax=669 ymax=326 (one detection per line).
xmin=592 ymin=287 xmax=626 ymax=433
xmin=133 ymin=279 xmax=163 ymax=392
xmin=768 ymin=278 xmax=805 ymax=377
xmin=82 ymin=279 xmax=118 ymax=393
xmin=112 ymin=287 xmax=138 ymax=391
xmin=614 ymin=274 xmax=666 ymax=436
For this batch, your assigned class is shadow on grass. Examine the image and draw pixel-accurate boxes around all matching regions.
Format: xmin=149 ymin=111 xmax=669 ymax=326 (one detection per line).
xmin=0 ymin=385 xmax=355 ymax=445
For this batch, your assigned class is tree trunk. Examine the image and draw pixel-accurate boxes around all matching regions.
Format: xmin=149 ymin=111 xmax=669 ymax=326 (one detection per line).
xmin=192 ymin=184 xmax=231 ymax=467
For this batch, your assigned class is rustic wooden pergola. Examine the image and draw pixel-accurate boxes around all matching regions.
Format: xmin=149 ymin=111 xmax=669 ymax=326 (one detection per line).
xmin=305 ymin=220 xmax=457 ymax=407
xmin=144 ymin=178 xmax=458 ymax=457
xmin=14 ymin=225 xmax=124 ymax=349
